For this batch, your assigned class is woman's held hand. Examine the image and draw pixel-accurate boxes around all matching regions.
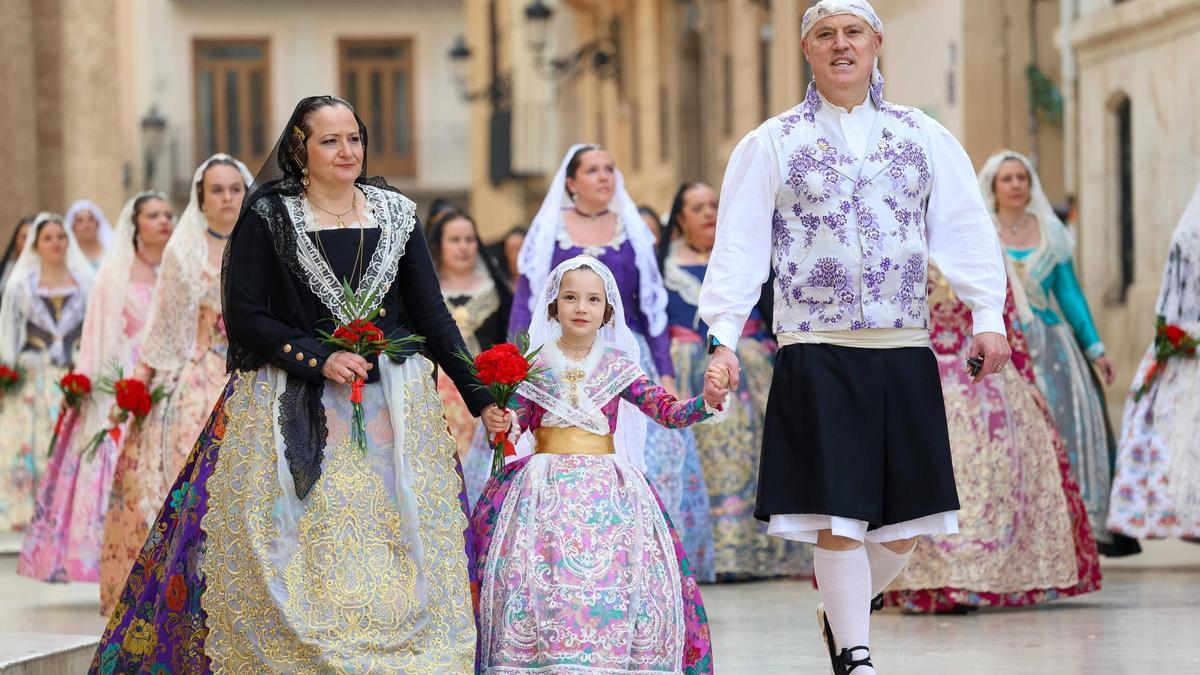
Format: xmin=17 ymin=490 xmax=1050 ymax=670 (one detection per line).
xmin=321 ymin=351 xmax=372 ymax=385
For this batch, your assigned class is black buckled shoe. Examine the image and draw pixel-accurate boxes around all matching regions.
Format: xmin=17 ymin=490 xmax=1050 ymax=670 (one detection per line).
xmin=816 ymin=604 xmax=840 ymax=674
xmin=838 ymin=646 xmax=874 ymax=674
xmin=870 ymin=593 xmax=884 ymax=613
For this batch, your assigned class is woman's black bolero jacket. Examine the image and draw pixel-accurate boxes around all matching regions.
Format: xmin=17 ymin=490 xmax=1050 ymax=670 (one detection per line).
xmin=223 ymin=183 xmax=493 ymax=417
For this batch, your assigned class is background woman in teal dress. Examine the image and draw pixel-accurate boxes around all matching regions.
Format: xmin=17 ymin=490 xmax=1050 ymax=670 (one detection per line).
xmin=979 ymin=150 xmax=1136 ymax=555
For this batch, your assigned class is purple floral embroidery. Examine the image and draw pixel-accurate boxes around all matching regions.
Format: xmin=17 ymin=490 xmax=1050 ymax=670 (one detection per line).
xmin=771 ymin=210 xmax=793 ymax=254
xmin=786 ymin=152 xmax=842 ymax=204
xmin=821 ymin=211 xmax=849 ymax=245
xmin=862 ymin=255 xmax=892 ymax=304
xmin=891 ymin=253 xmax=928 ymax=321
xmin=801 ymin=84 xmax=822 ymax=124
xmin=802 ymin=257 xmax=856 ymax=326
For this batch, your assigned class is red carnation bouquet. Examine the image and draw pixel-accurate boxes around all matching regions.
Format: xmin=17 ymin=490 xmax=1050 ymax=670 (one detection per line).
xmin=0 ymin=363 xmax=22 ymax=397
xmin=47 ymin=372 xmax=92 ymax=456
xmin=1133 ymin=315 xmax=1198 ymax=401
xmin=83 ymin=365 xmax=166 ymax=459
xmin=319 ymin=281 xmax=425 ymax=453
xmin=458 ymin=333 xmax=547 ymax=477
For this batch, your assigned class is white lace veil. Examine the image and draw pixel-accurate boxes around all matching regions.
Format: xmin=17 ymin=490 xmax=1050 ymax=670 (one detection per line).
xmin=64 ymin=199 xmax=114 ymax=259
xmin=978 ymin=150 xmax=1075 ymax=286
xmin=1157 ymin=180 xmax=1200 ymax=330
xmin=0 ymin=212 xmax=94 ymax=363
xmin=523 ymin=255 xmax=649 ymax=471
xmin=75 ymin=191 xmax=167 ymax=379
xmin=140 ymin=154 xmax=252 ymax=373
xmin=517 ymin=144 xmax=668 ymax=337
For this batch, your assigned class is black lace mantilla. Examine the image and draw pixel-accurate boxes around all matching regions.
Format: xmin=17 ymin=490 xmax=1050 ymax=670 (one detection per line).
xmin=279 ymin=376 xmax=327 ymax=500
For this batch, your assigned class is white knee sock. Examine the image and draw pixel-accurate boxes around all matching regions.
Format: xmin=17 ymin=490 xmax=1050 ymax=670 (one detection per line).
xmin=813 ymin=546 xmax=876 ymax=674
xmin=865 ymin=541 xmax=914 ymax=596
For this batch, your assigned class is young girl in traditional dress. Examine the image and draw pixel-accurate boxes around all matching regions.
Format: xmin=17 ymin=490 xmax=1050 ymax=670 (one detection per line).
xmin=473 ymin=255 xmax=728 ymax=674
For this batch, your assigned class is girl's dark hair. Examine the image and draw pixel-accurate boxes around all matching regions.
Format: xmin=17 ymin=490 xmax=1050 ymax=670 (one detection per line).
xmin=279 ymin=95 xmax=366 ymax=181
xmin=1 ymin=215 xmax=35 ymax=267
xmin=131 ymin=192 xmax=168 ymax=247
xmin=657 ymin=181 xmax=707 ymax=267
xmin=31 ymin=216 xmax=65 ymax=251
xmin=564 ymin=144 xmax=604 ymax=199
xmin=195 ymin=157 xmax=244 ymax=209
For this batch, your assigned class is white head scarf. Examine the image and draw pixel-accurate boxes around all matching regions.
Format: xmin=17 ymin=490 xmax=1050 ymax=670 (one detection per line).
xmin=64 ymin=199 xmax=114 ymax=262
xmin=75 ymin=191 xmax=168 ymax=379
xmin=978 ymin=150 xmax=1074 ymax=297
xmin=801 ymin=0 xmax=885 ymax=95
xmin=0 ymin=212 xmax=94 ymax=363
xmin=1157 ymin=180 xmax=1200 ymax=330
xmin=523 ymin=255 xmax=649 ymax=471
xmin=517 ymin=144 xmax=668 ymax=336
xmin=139 ymin=154 xmax=252 ymax=372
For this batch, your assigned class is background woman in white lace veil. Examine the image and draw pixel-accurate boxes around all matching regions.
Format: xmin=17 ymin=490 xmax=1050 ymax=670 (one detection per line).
xmin=471 ymin=254 xmax=725 ymax=673
xmin=1108 ymin=179 xmax=1200 ymax=541
xmin=64 ymin=199 xmax=114 ymax=268
xmin=0 ymin=213 xmax=93 ymax=534
xmin=506 ymin=144 xmax=716 ymax=580
xmin=19 ymin=191 xmax=174 ymax=584
xmin=979 ymin=150 xmax=1132 ymax=555
xmin=98 ymin=154 xmax=251 ymax=613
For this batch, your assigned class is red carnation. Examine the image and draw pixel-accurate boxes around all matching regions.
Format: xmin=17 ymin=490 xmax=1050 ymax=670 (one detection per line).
xmin=114 ymin=379 xmax=147 ymax=413
xmin=1165 ymin=324 xmax=1188 ymax=348
xmin=475 ymin=343 xmax=530 ymax=386
xmin=61 ymin=373 xmax=92 ymax=394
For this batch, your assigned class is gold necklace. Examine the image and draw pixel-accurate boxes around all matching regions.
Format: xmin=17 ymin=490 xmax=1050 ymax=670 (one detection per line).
xmin=557 ymin=337 xmax=595 ymax=360
xmin=309 ymin=190 xmax=358 ymax=228
xmin=313 ymin=215 xmax=365 ymax=287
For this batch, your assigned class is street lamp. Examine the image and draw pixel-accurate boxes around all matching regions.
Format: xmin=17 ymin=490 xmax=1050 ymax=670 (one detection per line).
xmin=140 ymin=105 xmax=167 ymax=190
xmin=448 ymin=35 xmax=473 ymax=91
xmin=524 ymin=0 xmax=554 ymax=58
xmin=522 ymin=0 xmax=621 ymax=82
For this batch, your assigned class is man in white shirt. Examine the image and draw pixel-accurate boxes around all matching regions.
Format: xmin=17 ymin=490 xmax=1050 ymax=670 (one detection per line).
xmin=698 ymin=2 xmax=1010 ymax=673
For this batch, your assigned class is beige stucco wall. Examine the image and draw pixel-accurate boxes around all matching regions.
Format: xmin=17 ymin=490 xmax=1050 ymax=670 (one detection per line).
xmin=1069 ymin=0 xmax=1200 ymax=404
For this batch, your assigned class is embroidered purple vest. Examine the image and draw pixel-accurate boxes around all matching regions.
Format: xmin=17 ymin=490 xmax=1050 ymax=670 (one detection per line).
xmin=765 ymin=83 xmax=933 ymax=333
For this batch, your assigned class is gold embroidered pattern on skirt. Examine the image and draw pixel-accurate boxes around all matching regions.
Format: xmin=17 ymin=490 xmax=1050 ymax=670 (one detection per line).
xmin=200 ymin=360 xmax=474 ymax=673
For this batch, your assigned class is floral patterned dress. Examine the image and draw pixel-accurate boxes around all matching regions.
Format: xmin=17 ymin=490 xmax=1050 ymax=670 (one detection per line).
xmin=19 ymin=281 xmax=152 ymax=582
xmin=884 ymin=270 xmax=1101 ymax=611
xmin=99 ymin=264 xmax=228 ymax=613
xmin=0 ymin=285 xmax=86 ymax=532
xmin=472 ymin=344 xmax=715 ymax=674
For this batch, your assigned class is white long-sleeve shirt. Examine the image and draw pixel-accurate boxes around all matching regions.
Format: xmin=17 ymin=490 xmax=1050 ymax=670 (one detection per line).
xmin=699 ymin=92 xmax=1007 ymax=351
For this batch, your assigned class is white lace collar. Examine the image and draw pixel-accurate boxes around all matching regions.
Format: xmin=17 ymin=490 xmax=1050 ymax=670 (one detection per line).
xmin=281 ymin=184 xmax=416 ymax=324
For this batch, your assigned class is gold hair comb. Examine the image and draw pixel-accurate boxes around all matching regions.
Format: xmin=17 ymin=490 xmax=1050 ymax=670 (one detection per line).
xmin=291 ymin=126 xmax=306 ymax=142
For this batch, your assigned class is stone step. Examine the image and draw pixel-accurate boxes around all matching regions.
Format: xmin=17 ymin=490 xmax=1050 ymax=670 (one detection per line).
xmin=0 ymin=633 xmax=97 ymax=674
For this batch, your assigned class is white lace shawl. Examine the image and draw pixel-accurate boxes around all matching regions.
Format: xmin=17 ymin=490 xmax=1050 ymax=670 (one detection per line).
xmin=139 ymin=155 xmax=253 ymax=372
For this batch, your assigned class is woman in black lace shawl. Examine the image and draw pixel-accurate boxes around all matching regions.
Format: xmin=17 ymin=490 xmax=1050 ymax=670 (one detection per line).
xmin=93 ymin=96 xmax=505 ymax=674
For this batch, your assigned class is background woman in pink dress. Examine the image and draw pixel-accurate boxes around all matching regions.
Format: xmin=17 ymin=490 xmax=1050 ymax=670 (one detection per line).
xmin=18 ymin=191 xmax=173 ymax=583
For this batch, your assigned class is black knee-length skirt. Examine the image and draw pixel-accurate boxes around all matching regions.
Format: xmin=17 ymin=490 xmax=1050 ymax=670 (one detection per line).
xmin=754 ymin=343 xmax=960 ymax=528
